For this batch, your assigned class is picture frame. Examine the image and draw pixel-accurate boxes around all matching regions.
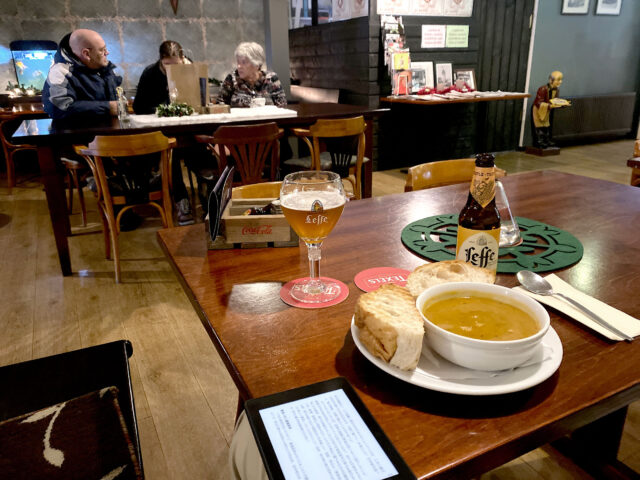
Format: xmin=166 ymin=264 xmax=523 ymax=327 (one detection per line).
xmin=454 ymin=68 xmax=476 ymax=90
xmin=562 ymin=0 xmax=589 ymax=14
xmin=410 ymin=61 xmax=434 ymax=92
xmin=595 ymin=0 xmax=621 ymax=15
xmin=435 ymin=62 xmax=453 ymax=91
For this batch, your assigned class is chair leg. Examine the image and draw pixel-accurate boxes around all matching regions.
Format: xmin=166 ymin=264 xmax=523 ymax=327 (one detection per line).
xmin=6 ymin=152 xmax=15 ymax=192
xmin=98 ymin=207 xmax=111 ymax=260
xmin=75 ymin=175 xmax=87 ymax=227
xmin=67 ymin=173 xmax=74 ymax=213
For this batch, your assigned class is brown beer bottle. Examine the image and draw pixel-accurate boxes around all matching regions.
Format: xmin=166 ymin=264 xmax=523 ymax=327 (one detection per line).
xmin=455 ymin=153 xmax=501 ymax=272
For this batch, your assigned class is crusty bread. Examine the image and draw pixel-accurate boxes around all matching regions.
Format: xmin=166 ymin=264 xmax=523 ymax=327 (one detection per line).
xmin=406 ymin=260 xmax=495 ymax=298
xmin=354 ymin=284 xmax=424 ymax=371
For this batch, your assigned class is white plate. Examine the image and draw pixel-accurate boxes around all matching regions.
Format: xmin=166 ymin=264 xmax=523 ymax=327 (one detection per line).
xmin=351 ymin=318 xmax=563 ymax=395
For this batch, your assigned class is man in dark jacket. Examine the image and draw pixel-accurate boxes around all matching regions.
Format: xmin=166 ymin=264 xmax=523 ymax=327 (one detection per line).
xmin=43 ymin=29 xmax=120 ymax=119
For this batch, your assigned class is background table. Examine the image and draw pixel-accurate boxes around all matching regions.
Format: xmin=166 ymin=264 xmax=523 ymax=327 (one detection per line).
xmin=158 ymin=171 xmax=640 ymax=479
xmin=12 ymin=103 xmax=387 ymax=276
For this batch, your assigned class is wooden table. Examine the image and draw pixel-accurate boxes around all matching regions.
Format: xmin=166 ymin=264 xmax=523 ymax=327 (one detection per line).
xmin=12 ymin=103 xmax=387 ymax=276
xmin=158 ymin=171 xmax=640 ymax=479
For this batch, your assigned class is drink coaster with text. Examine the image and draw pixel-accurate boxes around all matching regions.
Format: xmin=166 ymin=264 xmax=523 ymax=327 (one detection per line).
xmin=354 ymin=267 xmax=411 ymax=292
xmin=280 ymin=277 xmax=349 ymax=309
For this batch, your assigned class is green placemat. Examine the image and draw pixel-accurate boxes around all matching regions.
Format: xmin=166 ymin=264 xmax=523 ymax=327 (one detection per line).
xmin=401 ymin=214 xmax=583 ymax=274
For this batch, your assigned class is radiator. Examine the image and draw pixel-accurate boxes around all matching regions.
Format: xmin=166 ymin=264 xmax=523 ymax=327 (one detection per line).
xmin=551 ymin=92 xmax=636 ymax=142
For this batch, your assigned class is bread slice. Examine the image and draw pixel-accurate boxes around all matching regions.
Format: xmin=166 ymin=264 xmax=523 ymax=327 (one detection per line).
xmin=406 ymin=260 xmax=495 ymax=298
xmin=354 ymin=284 xmax=424 ymax=371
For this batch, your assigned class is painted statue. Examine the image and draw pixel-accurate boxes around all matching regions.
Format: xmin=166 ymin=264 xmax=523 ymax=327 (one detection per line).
xmin=532 ymin=71 xmax=570 ymax=148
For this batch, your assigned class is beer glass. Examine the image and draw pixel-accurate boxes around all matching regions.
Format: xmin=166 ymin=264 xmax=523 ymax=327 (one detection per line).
xmin=280 ymin=171 xmax=347 ymax=303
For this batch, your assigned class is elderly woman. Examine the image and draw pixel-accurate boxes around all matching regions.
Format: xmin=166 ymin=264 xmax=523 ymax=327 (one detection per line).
xmin=217 ymin=42 xmax=287 ymax=107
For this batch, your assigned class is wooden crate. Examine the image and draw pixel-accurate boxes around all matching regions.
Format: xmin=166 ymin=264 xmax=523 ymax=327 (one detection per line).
xmin=207 ymin=198 xmax=299 ymax=249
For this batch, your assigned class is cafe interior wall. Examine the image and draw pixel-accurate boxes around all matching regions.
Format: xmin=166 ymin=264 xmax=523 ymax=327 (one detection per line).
xmin=521 ymin=0 xmax=640 ymax=147
xmin=0 ymin=0 xmax=266 ymax=96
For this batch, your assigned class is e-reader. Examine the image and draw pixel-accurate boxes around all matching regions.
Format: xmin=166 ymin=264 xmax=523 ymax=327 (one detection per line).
xmin=244 ymin=377 xmax=416 ymax=480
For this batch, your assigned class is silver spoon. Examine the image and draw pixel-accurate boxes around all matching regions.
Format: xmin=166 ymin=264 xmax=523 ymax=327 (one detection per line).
xmin=516 ymin=270 xmax=633 ymax=342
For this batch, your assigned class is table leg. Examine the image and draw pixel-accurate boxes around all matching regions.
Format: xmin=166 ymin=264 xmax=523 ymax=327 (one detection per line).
xmin=551 ymin=407 xmax=638 ymax=479
xmin=37 ymin=144 xmax=72 ymax=276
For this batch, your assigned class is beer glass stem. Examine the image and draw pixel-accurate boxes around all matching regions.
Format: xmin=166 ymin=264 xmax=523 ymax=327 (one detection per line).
xmin=305 ymin=242 xmax=324 ymax=294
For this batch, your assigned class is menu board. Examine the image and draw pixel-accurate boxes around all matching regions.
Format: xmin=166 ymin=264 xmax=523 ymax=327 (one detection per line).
xmin=245 ymin=377 xmax=415 ymax=480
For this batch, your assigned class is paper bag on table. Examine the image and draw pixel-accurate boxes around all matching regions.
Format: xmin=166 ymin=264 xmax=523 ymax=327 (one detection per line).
xmin=165 ymin=63 xmax=209 ymax=108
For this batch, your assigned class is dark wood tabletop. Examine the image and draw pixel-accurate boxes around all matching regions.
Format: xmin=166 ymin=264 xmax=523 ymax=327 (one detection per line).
xmin=157 ymin=171 xmax=640 ymax=479
xmin=13 ymin=103 xmax=388 ymax=276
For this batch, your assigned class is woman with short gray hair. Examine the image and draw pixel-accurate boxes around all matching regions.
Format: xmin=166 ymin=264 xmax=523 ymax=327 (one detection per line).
xmin=217 ymin=42 xmax=287 ymax=107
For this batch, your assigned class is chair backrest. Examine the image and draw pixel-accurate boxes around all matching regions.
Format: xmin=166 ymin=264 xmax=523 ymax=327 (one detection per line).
xmin=212 ymin=122 xmax=283 ymax=186
xmin=308 ymin=116 xmax=366 ymax=188
xmin=231 ymin=181 xmax=282 ymax=199
xmin=289 ymin=85 xmax=339 ymax=104
xmin=405 ymin=158 xmax=506 ymax=192
xmin=79 ymin=131 xmax=175 ymax=206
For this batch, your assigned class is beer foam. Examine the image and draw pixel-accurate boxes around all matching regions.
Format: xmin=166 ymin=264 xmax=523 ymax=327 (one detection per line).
xmin=281 ymin=190 xmax=346 ymax=210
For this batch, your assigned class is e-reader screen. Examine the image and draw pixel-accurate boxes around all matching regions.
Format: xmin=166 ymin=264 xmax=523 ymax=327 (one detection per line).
xmin=245 ymin=377 xmax=415 ymax=480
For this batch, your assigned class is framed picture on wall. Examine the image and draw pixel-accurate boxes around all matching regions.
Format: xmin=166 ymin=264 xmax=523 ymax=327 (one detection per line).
xmin=454 ymin=68 xmax=476 ymax=90
xmin=562 ymin=0 xmax=589 ymax=14
xmin=595 ymin=0 xmax=621 ymax=15
xmin=435 ymin=63 xmax=453 ymax=91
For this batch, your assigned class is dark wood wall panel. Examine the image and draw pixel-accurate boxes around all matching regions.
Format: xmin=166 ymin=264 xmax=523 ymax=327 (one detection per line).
xmin=289 ymin=17 xmax=379 ymax=106
xmin=378 ymin=0 xmax=534 ymax=168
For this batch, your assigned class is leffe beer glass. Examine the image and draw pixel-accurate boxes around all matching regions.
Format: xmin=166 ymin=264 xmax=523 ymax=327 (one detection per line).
xmin=280 ymin=171 xmax=347 ymax=303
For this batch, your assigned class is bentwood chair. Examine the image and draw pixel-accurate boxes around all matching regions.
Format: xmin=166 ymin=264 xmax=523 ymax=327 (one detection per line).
xmin=231 ymin=180 xmax=282 ymax=199
xmin=196 ymin=122 xmax=284 ymax=186
xmin=405 ymin=158 xmax=507 ymax=192
xmin=0 ymin=116 xmax=37 ymax=192
xmin=77 ymin=132 xmax=176 ymax=283
xmin=284 ymin=116 xmax=367 ymax=199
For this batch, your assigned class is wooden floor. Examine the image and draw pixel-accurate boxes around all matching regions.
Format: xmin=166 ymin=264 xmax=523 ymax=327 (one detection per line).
xmin=0 ymin=139 xmax=638 ymax=479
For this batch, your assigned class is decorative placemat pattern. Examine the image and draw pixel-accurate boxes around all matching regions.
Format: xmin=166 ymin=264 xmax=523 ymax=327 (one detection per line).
xmin=401 ymin=214 xmax=583 ymax=274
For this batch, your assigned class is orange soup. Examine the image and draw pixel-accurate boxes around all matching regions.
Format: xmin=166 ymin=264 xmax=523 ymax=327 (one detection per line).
xmin=422 ymin=294 xmax=539 ymax=341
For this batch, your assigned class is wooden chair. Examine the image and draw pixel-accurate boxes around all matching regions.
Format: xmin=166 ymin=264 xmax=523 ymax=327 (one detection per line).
xmin=285 ymin=116 xmax=367 ymax=199
xmin=231 ymin=181 xmax=282 ymax=199
xmin=61 ymin=157 xmax=88 ymax=227
xmin=405 ymin=158 xmax=507 ymax=192
xmin=627 ymin=140 xmax=640 ymax=187
xmin=77 ymin=131 xmax=176 ymax=283
xmin=0 ymin=116 xmax=37 ymax=192
xmin=195 ymin=122 xmax=283 ymax=186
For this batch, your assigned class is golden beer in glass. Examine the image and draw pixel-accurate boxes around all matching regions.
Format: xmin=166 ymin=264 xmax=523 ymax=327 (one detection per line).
xmin=280 ymin=171 xmax=347 ymax=303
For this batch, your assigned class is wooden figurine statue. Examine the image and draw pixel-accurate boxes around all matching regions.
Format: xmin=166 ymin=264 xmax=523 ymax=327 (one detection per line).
xmin=532 ymin=71 xmax=570 ymax=149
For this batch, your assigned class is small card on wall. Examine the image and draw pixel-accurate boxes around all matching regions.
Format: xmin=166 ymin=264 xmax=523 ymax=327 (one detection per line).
xmin=421 ymin=24 xmax=446 ymax=48
xmin=445 ymin=25 xmax=469 ymax=48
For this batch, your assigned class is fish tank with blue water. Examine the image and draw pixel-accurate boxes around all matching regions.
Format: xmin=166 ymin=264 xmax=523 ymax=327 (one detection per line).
xmin=10 ymin=40 xmax=58 ymax=92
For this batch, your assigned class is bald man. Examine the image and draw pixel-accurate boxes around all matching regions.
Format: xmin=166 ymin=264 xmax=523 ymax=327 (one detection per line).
xmin=43 ymin=29 xmax=121 ymax=119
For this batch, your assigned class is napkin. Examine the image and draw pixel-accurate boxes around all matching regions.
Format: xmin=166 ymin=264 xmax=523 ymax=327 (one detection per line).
xmin=514 ymin=274 xmax=640 ymax=341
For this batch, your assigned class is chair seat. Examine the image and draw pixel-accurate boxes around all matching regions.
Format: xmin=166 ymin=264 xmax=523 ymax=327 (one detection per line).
xmin=284 ymin=151 xmax=370 ymax=170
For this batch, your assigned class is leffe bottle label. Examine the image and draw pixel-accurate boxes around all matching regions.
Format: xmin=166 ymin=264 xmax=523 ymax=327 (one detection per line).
xmin=470 ymin=167 xmax=495 ymax=208
xmin=456 ymin=226 xmax=500 ymax=271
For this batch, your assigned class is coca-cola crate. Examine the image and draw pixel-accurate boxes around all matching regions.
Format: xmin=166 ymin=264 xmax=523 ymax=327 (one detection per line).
xmin=207 ymin=198 xmax=299 ymax=249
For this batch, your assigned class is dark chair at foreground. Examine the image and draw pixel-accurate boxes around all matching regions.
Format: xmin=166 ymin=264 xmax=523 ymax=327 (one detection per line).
xmin=0 ymin=340 xmax=143 ymax=479
xmin=405 ymin=157 xmax=507 ymax=192
xmin=76 ymin=131 xmax=176 ymax=283
xmin=284 ymin=116 xmax=367 ymax=199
